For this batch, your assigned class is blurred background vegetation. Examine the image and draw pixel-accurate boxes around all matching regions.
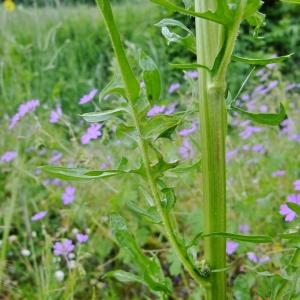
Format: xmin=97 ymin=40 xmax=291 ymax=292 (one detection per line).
xmin=1 ymin=0 xmax=299 ymax=116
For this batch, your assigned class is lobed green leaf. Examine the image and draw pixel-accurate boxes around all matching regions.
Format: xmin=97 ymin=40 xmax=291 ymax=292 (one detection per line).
xmin=230 ymin=103 xmax=286 ymax=126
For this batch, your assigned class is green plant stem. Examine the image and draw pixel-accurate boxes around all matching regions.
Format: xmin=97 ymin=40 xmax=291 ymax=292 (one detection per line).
xmin=195 ymin=1 xmax=247 ymax=299
xmin=96 ymin=0 xmax=210 ymax=289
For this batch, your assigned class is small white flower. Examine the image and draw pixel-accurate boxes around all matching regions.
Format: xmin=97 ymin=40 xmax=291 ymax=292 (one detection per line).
xmin=55 ymin=270 xmax=65 ymax=282
xmin=8 ymin=235 xmax=17 ymax=242
xmin=21 ymin=249 xmax=31 ymax=257
xmin=68 ymin=253 xmax=75 ymax=259
xmin=67 ymin=260 xmax=76 ymax=269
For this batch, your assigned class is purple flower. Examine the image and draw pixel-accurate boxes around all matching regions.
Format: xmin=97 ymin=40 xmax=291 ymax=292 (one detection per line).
xmin=240 ymin=126 xmax=262 ymax=139
xmin=62 ymin=186 xmax=76 ymax=205
xmin=239 ymin=224 xmax=250 ymax=234
xmin=179 ymin=139 xmax=194 ymax=160
xmin=49 ymin=106 xmax=62 ymax=124
xmin=79 ymin=88 xmax=98 ymax=105
xmin=9 ymin=99 xmax=40 ymax=129
xmin=279 ymin=194 xmax=299 ymax=222
xmin=49 ymin=151 xmax=63 ymax=164
xmin=294 ymin=180 xmax=300 ymax=191
xmin=76 ymin=233 xmax=89 ymax=244
xmin=81 ymin=124 xmax=102 ymax=145
xmin=168 ymin=83 xmax=180 ymax=94
xmin=272 ymin=170 xmax=286 ymax=177
xmin=178 ymin=122 xmax=197 ymax=137
xmin=259 ymin=105 xmax=268 ymax=113
xmin=247 ymin=252 xmax=270 ymax=264
xmin=1 ymin=151 xmax=17 ymax=163
xmin=252 ymin=144 xmax=265 ymax=153
xmin=164 ymin=102 xmax=177 ymax=115
xmin=226 ymin=241 xmax=239 ymax=255
xmin=147 ymin=105 xmax=166 ymax=117
xmin=226 ymin=149 xmax=239 ymax=162
xmin=31 ymin=211 xmax=48 ymax=222
xmin=184 ymin=71 xmax=198 ymax=80
xmin=53 ymin=239 xmax=75 ymax=256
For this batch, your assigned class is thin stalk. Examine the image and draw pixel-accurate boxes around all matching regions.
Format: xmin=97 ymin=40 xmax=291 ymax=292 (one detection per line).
xmin=195 ymin=1 xmax=247 ymax=299
xmin=96 ymin=0 xmax=210 ymax=289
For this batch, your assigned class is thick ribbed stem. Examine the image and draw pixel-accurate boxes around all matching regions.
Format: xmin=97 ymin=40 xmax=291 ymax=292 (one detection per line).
xmin=195 ymin=1 xmax=247 ymax=299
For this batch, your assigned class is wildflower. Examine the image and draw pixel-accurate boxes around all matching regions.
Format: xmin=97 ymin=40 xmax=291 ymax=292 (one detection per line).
xmin=164 ymin=102 xmax=177 ymax=115
xmin=49 ymin=106 xmax=62 ymax=124
xmin=76 ymin=233 xmax=89 ymax=244
xmin=62 ymin=186 xmax=76 ymax=205
xmin=271 ymin=170 xmax=286 ymax=177
xmin=81 ymin=124 xmax=102 ymax=145
xmin=55 ymin=270 xmax=65 ymax=282
xmin=0 ymin=151 xmax=17 ymax=163
xmin=226 ymin=149 xmax=239 ymax=162
xmin=252 ymin=144 xmax=265 ymax=153
xmin=168 ymin=83 xmax=180 ymax=94
xmin=53 ymin=239 xmax=75 ymax=256
xmin=31 ymin=211 xmax=48 ymax=222
xmin=3 ymin=0 xmax=16 ymax=12
xmin=147 ymin=105 xmax=166 ymax=117
xmin=9 ymin=99 xmax=40 ymax=129
xmin=79 ymin=88 xmax=98 ymax=105
xmin=259 ymin=105 xmax=268 ymax=113
xmin=184 ymin=70 xmax=198 ymax=80
xmin=239 ymin=126 xmax=262 ymax=139
xmin=239 ymin=224 xmax=250 ymax=234
xmin=179 ymin=139 xmax=194 ymax=160
xmin=21 ymin=249 xmax=31 ymax=257
xmin=178 ymin=122 xmax=197 ymax=137
xmin=293 ymin=180 xmax=300 ymax=191
xmin=226 ymin=241 xmax=239 ymax=255
xmin=49 ymin=151 xmax=63 ymax=164
xmin=247 ymin=252 xmax=270 ymax=264
xmin=279 ymin=194 xmax=300 ymax=222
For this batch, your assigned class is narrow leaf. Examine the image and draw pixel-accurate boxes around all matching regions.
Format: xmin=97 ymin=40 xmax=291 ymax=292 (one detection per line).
xmin=203 ymin=232 xmax=273 ymax=243
xmin=232 ymin=54 xmax=293 ymax=65
xmin=81 ymin=108 xmax=128 ymax=123
xmin=281 ymin=0 xmax=300 ymax=4
xmin=231 ymin=104 xmax=286 ymax=126
xmin=96 ymin=0 xmax=140 ymax=103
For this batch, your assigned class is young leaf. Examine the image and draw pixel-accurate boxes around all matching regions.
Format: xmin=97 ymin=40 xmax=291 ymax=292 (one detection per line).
xmin=232 ymin=54 xmax=293 ymax=65
xmin=98 ymin=74 xmax=126 ymax=102
xmin=166 ymin=159 xmax=201 ymax=174
xmin=230 ymin=104 xmax=286 ymax=126
xmin=156 ymin=19 xmax=196 ymax=53
xmin=161 ymin=187 xmax=176 ymax=210
xmin=81 ymin=108 xmax=128 ymax=123
xmin=127 ymin=202 xmax=162 ymax=224
xmin=203 ymin=232 xmax=273 ymax=243
xmin=151 ymin=0 xmax=232 ymax=25
xmin=139 ymin=51 xmax=161 ymax=104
